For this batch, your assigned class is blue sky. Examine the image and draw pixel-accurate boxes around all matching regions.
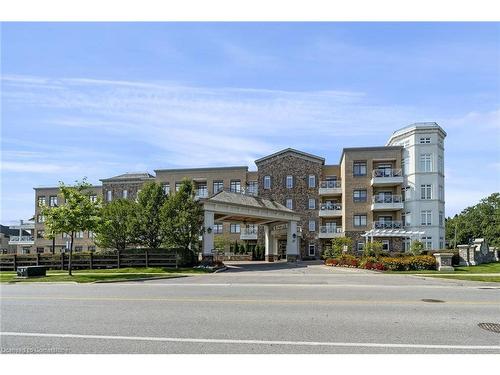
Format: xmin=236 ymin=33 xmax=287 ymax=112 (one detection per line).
xmin=1 ymin=22 xmax=499 ymax=223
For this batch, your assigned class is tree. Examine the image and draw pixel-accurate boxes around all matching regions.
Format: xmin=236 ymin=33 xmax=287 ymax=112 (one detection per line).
xmin=323 ymin=237 xmax=352 ymax=259
xmin=95 ymin=199 xmax=137 ymax=251
xmin=135 ymin=181 xmax=167 ymax=249
xmin=445 ymin=193 xmax=500 ymax=248
xmin=161 ymin=179 xmax=204 ymax=254
xmin=40 ymin=178 xmax=101 ymax=275
xmin=214 ymin=235 xmax=232 ymax=254
xmin=363 ymin=241 xmax=383 ymax=258
xmin=409 ymin=240 xmax=424 ymax=255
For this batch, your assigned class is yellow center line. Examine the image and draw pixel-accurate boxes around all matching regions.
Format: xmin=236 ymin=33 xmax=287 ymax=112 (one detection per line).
xmin=2 ymin=296 xmax=499 ymax=305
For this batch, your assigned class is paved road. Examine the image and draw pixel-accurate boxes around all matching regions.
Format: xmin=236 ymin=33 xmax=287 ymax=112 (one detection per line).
xmin=1 ymin=261 xmax=499 ymax=354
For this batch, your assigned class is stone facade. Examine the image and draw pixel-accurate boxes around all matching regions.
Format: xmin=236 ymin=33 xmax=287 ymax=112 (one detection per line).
xmin=458 ymin=238 xmax=499 ymax=266
xmin=256 ymin=150 xmax=323 ymax=258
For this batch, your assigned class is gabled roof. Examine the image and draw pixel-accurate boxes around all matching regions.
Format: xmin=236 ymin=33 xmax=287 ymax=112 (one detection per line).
xmin=100 ymin=172 xmax=155 ymax=182
xmin=208 ymin=190 xmax=294 ymax=213
xmin=255 ymin=148 xmax=325 ymax=165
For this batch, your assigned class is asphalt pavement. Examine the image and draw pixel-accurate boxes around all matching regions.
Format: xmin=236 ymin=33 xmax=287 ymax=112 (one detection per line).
xmin=1 ymin=261 xmax=499 ymax=354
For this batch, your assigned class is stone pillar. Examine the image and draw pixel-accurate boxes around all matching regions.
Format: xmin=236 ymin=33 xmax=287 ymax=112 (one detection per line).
xmin=202 ymin=210 xmax=215 ymax=263
xmin=286 ymin=220 xmax=299 ymax=262
xmin=264 ymin=225 xmax=274 ymax=262
xmin=433 ymin=253 xmax=454 ymax=272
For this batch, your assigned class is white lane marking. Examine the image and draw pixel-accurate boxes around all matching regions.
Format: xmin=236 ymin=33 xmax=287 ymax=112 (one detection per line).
xmin=2 ymin=332 xmax=499 ymax=351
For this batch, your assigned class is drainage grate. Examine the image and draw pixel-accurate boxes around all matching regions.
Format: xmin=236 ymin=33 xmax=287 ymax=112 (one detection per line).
xmin=421 ymin=298 xmax=445 ymax=303
xmin=478 ymin=323 xmax=500 ymax=334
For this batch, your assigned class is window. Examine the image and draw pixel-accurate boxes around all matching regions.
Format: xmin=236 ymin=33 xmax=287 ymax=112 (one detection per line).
xmin=421 ymin=210 xmax=432 ymax=226
xmin=37 ymin=230 xmax=45 ymax=239
xmin=37 ymin=196 xmax=46 ymax=207
xmin=420 ymin=184 xmax=432 ymax=200
xmin=89 ymin=195 xmax=97 ymax=203
xmin=422 ymin=236 xmax=433 ymax=250
xmin=420 ymin=137 xmax=431 ymax=144
xmin=230 ymin=180 xmax=241 ymax=193
xmin=405 ymin=212 xmax=411 ymax=226
xmin=420 ymin=153 xmax=432 ymax=172
xmin=401 ymin=212 xmax=406 ymax=227
xmin=438 ymin=155 xmax=444 ymax=173
xmin=36 ymin=247 xmax=44 ymax=254
xmin=402 ymin=186 xmax=410 ymax=201
xmin=88 ymin=231 xmax=95 ymax=238
xmin=286 ymin=175 xmax=294 ymax=189
xmin=74 ymin=246 xmax=83 ymax=252
xmin=213 ymin=181 xmax=224 ymax=194
xmin=439 ymin=237 xmax=444 ymax=249
xmin=382 ymin=240 xmax=390 ymax=251
xmin=353 ymin=214 xmax=367 ymax=227
xmin=163 ymin=183 xmax=170 ymax=195
xmin=308 ymin=198 xmax=316 ymax=209
xmin=75 ymin=231 xmax=84 ymax=239
xmin=308 ymin=220 xmax=316 ymax=232
xmin=175 ymin=183 xmax=181 ymax=192
xmin=263 ymin=175 xmax=271 ymax=189
xmin=106 ymin=190 xmax=112 ymax=202
xmin=49 ymin=195 xmax=58 ymax=207
xmin=357 ymin=241 xmax=365 ymax=253
xmin=308 ymin=175 xmax=316 ymax=188
xmin=353 ymin=161 xmax=367 ymax=176
xmin=230 ymin=224 xmax=241 ymax=233
xmin=62 ymin=232 xmax=69 ymax=238
xmin=213 ymin=224 xmax=223 ymax=234
xmin=122 ymin=190 xmax=128 ymax=199
xmin=285 ymin=198 xmax=293 ymax=209
xmin=353 ymin=190 xmax=367 ymax=202
xmin=37 ymin=214 xmax=45 ymax=223
xmin=439 ymin=211 xmax=444 ymax=226
xmin=22 ymin=247 xmax=30 ymax=254
xmin=88 ymin=246 xmax=96 ymax=252
xmin=308 ymin=243 xmax=316 ymax=256
xmin=247 ymin=181 xmax=258 ymax=195
xmin=439 ymin=185 xmax=444 ymax=201
xmin=402 ymin=157 xmax=409 ymax=175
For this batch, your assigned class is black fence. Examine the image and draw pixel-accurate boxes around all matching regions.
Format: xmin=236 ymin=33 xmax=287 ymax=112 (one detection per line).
xmin=0 ymin=249 xmax=196 ymax=271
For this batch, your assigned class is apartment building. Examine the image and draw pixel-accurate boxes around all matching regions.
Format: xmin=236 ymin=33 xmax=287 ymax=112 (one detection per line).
xmin=19 ymin=122 xmax=445 ymax=258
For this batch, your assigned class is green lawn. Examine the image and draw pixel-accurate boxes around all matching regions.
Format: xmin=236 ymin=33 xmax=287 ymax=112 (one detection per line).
xmin=0 ymin=267 xmax=213 ymax=283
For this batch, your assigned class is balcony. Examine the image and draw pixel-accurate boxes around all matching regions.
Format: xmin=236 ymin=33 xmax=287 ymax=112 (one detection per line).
xmin=240 ymin=226 xmax=258 ymax=240
xmin=372 ymin=221 xmax=403 ymax=230
xmin=318 ymin=226 xmax=343 ymax=239
xmin=318 ymin=203 xmax=342 ymax=217
xmin=319 ymin=180 xmax=342 ymax=195
xmin=8 ymin=235 xmax=35 ymax=245
xmin=371 ymin=195 xmax=404 ymax=211
xmin=371 ymin=169 xmax=403 ymax=186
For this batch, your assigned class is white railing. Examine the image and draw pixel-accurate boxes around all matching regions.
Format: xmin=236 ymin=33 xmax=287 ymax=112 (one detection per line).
xmin=241 ymin=226 xmax=258 ymax=235
xmin=372 ymin=168 xmax=402 ymax=178
xmin=319 ymin=180 xmax=341 ymax=189
xmin=319 ymin=226 xmax=342 ymax=234
xmin=373 ymin=221 xmax=403 ymax=229
xmin=9 ymin=236 xmax=35 ymax=242
xmin=372 ymin=195 xmax=402 ymax=204
xmin=320 ymin=203 xmax=342 ymax=211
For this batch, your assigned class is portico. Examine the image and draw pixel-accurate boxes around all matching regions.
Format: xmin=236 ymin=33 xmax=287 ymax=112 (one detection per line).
xmin=202 ymin=190 xmax=302 ymax=262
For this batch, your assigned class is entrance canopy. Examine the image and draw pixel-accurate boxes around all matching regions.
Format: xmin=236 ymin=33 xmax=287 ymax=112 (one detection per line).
xmin=202 ymin=190 xmax=301 ymax=262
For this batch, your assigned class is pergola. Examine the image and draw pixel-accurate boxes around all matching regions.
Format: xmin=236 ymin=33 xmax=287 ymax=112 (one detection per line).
xmin=202 ymin=190 xmax=302 ymax=262
xmin=362 ymin=228 xmax=425 ymax=244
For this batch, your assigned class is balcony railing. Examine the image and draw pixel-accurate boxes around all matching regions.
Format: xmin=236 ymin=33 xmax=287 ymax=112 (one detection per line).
xmin=319 ymin=226 xmax=342 ymax=234
xmin=320 ymin=180 xmax=341 ymax=189
xmin=320 ymin=203 xmax=342 ymax=211
xmin=373 ymin=221 xmax=403 ymax=229
xmin=241 ymin=226 xmax=258 ymax=235
xmin=372 ymin=168 xmax=402 ymax=178
xmin=8 ymin=235 xmax=35 ymax=243
xmin=372 ymin=195 xmax=402 ymax=204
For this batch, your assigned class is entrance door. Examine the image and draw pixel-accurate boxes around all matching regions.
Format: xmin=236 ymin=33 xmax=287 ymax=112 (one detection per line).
xmin=278 ymin=239 xmax=287 ymax=260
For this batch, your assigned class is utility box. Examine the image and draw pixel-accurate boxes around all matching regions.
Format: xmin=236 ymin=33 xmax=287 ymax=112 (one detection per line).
xmin=16 ymin=266 xmax=47 ymax=278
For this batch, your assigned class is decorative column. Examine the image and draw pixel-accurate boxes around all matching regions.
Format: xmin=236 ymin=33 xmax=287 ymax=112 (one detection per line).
xmin=286 ymin=220 xmax=299 ymax=262
xmin=433 ymin=253 xmax=454 ymax=272
xmin=264 ymin=225 xmax=274 ymax=262
xmin=202 ymin=210 xmax=215 ymax=263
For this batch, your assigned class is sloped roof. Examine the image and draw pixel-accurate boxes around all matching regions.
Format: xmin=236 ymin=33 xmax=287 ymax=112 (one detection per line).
xmin=100 ymin=172 xmax=155 ymax=182
xmin=0 ymin=224 xmax=29 ymax=236
xmin=208 ymin=190 xmax=294 ymax=213
xmin=255 ymin=148 xmax=325 ymax=165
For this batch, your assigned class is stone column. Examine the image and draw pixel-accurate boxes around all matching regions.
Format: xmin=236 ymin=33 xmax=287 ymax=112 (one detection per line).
xmin=202 ymin=210 xmax=215 ymax=263
xmin=264 ymin=225 xmax=274 ymax=262
xmin=286 ymin=220 xmax=299 ymax=262
xmin=433 ymin=253 xmax=454 ymax=272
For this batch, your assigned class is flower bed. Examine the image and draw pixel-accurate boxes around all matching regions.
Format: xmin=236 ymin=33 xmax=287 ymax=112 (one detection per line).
xmin=325 ymin=255 xmax=436 ymax=271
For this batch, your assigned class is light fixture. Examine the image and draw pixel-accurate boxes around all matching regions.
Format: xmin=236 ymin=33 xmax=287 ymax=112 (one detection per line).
xmin=206 ymin=227 xmax=212 ymax=234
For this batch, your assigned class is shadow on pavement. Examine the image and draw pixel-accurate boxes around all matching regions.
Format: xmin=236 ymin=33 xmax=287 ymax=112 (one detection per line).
xmin=223 ymin=260 xmax=323 ymax=273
